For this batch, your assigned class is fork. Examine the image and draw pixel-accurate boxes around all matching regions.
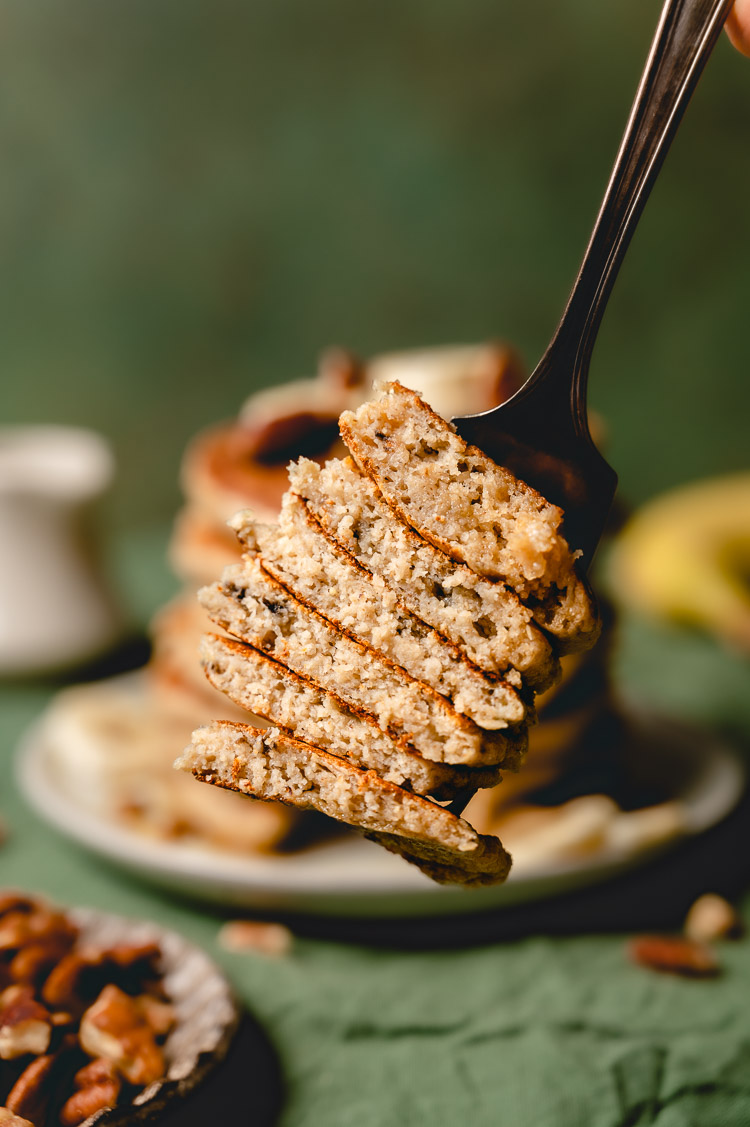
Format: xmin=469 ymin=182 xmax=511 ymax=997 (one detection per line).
xmin=452 ymin=0 xmax=736 ymax=569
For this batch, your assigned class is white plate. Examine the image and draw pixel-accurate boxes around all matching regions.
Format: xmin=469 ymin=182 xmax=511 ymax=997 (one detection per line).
xmin=17 ymin=682 xmax=744 ymax=918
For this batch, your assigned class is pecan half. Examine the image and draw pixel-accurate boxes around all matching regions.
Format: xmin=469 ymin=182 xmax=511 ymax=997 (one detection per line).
xmin=0 ymin=896 xmax=35 ymax=920
xmin=59 ymin=1079 xmax=120 ymax=1127
xmin=10 ymin=939 xmax=71 ymax=987
xmin=106 ymin=942 xmax=161 ymax=972
xmin=0 ymin=909 xmax=77 ymax=956
xmin=72 ymin=1057 xmax=119 ymax=1089
xmin=628 ymin=935 xmax=720 ymax=977
xmin=5 ymin=1054 xmax=56 ymax=1121
xmin=41 ymin=953 xmax=95 ymax=1011
xmin=218 ymin=919 xmax=293 ymax=957
xmin=0 ymin=986 xmax=31 ymax=1010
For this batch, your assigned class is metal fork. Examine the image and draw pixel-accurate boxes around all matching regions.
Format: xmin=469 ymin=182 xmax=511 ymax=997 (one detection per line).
xmin=452 ymin=0 xmax=735 ymax=569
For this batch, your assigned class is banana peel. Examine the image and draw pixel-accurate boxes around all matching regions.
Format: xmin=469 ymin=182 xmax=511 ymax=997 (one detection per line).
xmin=610 ymin=472 xmax=750 ymax=654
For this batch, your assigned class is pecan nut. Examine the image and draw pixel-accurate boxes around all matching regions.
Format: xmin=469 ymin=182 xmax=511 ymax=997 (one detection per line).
xmin=59 ymin=1080 xmax=120 ymax=1127
xmin=0 ymin=909 xmax=77 ymax=956
xmin=106 ymin=942 xmax=161 ymax=971
xmin=5 ymin=1054 xmax=56 ymax=1121
xmin=10 ymin=939 xmax=71 ymax=987
xmin=0 ymin=995 xmax=52 ymax=1059
xmin=0 ymin=985 xmax=31 ymax=1010
xmin=628 ymin=935 xmax=720 ymax=977
xmin=79 ymin=984 xmax=165 ymax=1086
xmin=72 ymin=1057 xmax=119 ymax=1088
xmin=41 ymin=952 xmax=101 ymax=1011
xmin=0 ymin=895 xmax=35 ymax=919
xmin=218 ymin=919 xmax=293 ymax=957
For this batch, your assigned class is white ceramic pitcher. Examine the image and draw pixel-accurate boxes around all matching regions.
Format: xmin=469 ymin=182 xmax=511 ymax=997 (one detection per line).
xmin=0 ymin=426 xmax=121 ymax=674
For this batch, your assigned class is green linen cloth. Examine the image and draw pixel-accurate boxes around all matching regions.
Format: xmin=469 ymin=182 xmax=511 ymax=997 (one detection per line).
xmin=2 ymin=598 xmax=750 ymax=1127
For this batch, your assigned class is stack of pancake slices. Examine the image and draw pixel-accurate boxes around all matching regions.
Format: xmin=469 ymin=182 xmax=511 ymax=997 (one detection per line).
xmin=176 ymin=381 xmax=601 ymax=886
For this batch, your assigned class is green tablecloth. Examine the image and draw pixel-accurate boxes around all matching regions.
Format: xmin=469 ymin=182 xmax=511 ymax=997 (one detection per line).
xmin=2 ymin=532 xmax=750 ymax=1126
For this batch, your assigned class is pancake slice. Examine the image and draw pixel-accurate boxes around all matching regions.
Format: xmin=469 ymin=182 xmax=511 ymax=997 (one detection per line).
xmin=201 ymin=557 xmax=526 ymax=768
xmin=230 ymin=499 xmax=530 ymax=731
xmin=200 ymin=634 xmax=512 ymax=798
xmin=340 ymin=380 xmax=600 ymax=652
xmin=177 ymin=721 xmax=512 ymax=887
xmin=288 ymin=456 xmax=559 ymax=691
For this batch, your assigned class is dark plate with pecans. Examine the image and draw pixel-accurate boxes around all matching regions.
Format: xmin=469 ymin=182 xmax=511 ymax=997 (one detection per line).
xmin=0 ymin=895 xmax=240 ymax=1126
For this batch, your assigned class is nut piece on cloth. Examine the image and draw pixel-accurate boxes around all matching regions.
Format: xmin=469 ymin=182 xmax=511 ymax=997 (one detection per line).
xmin=627 ymin=935 xmax=721 ymax=978
xmin=684 ymin=894 xmax=744 ymax=944
xmin=218 ymin=921 xmax=293 ymax=957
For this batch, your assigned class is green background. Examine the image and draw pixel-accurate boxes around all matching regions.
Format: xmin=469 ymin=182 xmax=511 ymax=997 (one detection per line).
xmin=1 ymin=0 xmax=748 ymax=547
xmin=1 ymin=2 xmax=750 ymax=1124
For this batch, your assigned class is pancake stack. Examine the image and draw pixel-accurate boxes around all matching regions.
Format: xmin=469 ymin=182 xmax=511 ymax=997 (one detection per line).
xmin=177 ymin=380 xmax=601 ymax=886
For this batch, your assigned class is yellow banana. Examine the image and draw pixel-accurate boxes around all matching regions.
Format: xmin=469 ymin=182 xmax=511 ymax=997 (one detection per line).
xmin=610 ymin=473 xmax=750 ymax=654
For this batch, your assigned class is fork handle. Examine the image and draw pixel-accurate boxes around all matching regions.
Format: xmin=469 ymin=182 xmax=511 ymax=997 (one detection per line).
xmin=539 ymin=0 xmax=735 ymax=420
